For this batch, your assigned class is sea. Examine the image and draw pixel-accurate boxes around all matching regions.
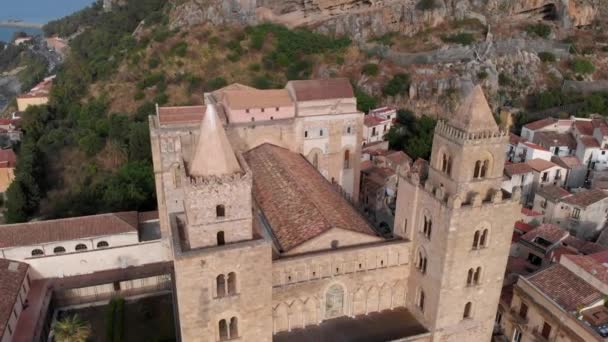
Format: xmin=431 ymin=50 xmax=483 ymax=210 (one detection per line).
xmin=0 ymin=0 xmax=96 ymax=42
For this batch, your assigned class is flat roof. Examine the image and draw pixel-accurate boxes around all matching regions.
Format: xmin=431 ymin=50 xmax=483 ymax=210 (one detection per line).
xmin=273 ymin=307 xmax=428 ymax=342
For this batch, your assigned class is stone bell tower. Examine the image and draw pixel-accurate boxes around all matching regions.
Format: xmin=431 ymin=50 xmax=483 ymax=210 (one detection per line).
xmin=394 ymin=85 xmax=520 ymax=341
xmin=172 ymin=104 xmax=272 ymax=342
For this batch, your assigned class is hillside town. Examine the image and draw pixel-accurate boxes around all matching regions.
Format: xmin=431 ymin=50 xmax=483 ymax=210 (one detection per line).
xmin=3 ymin=0 xmax=608 ymax=342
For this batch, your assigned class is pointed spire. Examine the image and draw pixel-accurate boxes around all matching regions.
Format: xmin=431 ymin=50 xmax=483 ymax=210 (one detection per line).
xmin=189 ymin=104 xmax=241 ymax=177
xmin=449 ymin=85 xmax=498 ymax=134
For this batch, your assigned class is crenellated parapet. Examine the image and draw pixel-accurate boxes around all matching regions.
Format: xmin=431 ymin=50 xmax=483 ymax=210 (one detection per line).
xmin=435 ymin=120 xmax=508 ymax=145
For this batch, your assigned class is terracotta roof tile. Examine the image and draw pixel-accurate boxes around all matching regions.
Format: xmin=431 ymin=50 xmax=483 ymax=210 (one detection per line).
xmin=244 ymin=144 xmax=378 ymax=252
xmin=527 ymin=263 xmax=602 ymax=311
xmin=521 ymin=223 xmax=568 ymax=245
xmin=551 ymin=156 xmax=582 ymax=169
xmin=504 ymin=162 xmax=534 ymax=176
xmin=0 ymin=259 xmax=28 ymax=336
xmin=514 ymin=221 xmax=534 ymax=233
xmin=222 ymin=89 xmax=293 ymax=110
xmin=564 ymin=254 xmax=608 ymax=286
xmin=523 ymin=117 xmax=557 ymax=131
xmin=509 ymin=133 xmax=523 ymax=145
xmin=574 ymin=120 xmax=595 ymax=136
xmin=536 ymin=185 xmax=571 ymax=202
xmin=364 ymin=115 xmax=386 ymax=127
xmin=522 ymin=141 xmax=549 ymax=151
xmin=533 ymin=131 xmax=576 ymax=149
xmin=521 ymin=207 xmax=542 ymax=217
xmin=288 ymin=78 xmax=354 ymax=101
xmin=0 ymin=212 xmax=139 ymax=248
xmin=579 ymin=136 xmax=601 ymax=148
xmin=562 ymin=189 xmax=608 ymax=208
xmin=385 ymin=151 xmax=412 ymax=166
xmin=525 ymin=158 xmax=558 ymax=172
xmin=157 ymin=105 xmax=205 ymax=125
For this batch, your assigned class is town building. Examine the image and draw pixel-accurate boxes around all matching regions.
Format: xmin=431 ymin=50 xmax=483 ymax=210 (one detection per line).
xmin=0 ymin=149 xmax=16 ymax=195
xmin=16 ymin=76 xmax=54 ymax=112
xmin=362 ymin=107 xmax=396 ymax=146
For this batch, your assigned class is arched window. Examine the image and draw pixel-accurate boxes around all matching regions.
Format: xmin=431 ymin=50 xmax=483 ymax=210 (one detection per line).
xmin=75 ymin=244 xmax=87 ymax=251
xmin=422 ymin=258 xmax=427 ymax=274
xmin=463 ymin=302 xmax=472 ymax=319
xmin=481 ymin=160 xmax=489 ymax=178
xmin=97 ymin=241 xmax=109 ymax=248
xmin=447 ymin=156 xmax=452 ymax=175
xmin=418 ymin=290 xmax=425 ymax=311
xmin=474 ymin=160 xmax=481 ymax=178
xmin=229 ymin=317 xmax=238 ymax=338
xmin=53 ymin=246 xmax=66 ymax=254
xmin=31 ymin=249 xmax=44 ymax=256
xmin=347 ymin=126 xmax=351 ymax=134
xmin=441 ymin=153 xmax=448 ymax=172
xmin=219 ymin=319 xmax=228 ymax=341
xmin=480 ymin=229 xmax=488 ymax=247
xmin=216 ymin=205 xmax=225 ymax=218
xmin=217 ymin=231 xmax=225 ymax=246
xmin=422 ymin=216 xmax=432 ymax=239
xmin=216 ymin=274 xmax=226 ymax=298
xmin=227 ymin=272 xmax=237 ymax=295
xmin=305 ymin=131 xmax=308 ymax=138
xmin=313 ymin=153 xmax=319 ymax=169
xmin=325 ymin=284 xmax=345 ymax=318
xmin=467 ymin=268 xmax=474 ymax=286
xmin=472 ymin=231 xmax=480 ymax=249
xmin=474 ymin=267 xmax=482 ymax=284
xmin=343 ymin=150 xmax=351 ymax=170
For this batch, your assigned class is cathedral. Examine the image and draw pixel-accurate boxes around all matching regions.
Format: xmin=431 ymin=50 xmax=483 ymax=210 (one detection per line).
xmin=149 ymin=79 xmax=520 ymax=341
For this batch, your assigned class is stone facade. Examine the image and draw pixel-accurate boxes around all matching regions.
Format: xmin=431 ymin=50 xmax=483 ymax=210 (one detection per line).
xmin=150 ymin=81 xmax=516 ymax=341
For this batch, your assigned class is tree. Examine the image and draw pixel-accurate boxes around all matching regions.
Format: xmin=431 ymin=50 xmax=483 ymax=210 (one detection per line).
xmin=53 ymin=314 xmax=91 ymax=342
xmin=355 ymin=88 xmax=378 ymax=113
xmin=386 ymin=109 xmax=436 ymax=160
xmin=383 ymin=73 xmax=410 ymax=97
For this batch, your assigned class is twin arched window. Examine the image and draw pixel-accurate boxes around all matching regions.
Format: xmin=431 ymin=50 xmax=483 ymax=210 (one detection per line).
xmin=219 ymin=317 xmax=238 ymax=341
xmin=441 ymin=153 xmax=452 ymax=175
xmin=467 ymin=267 xmax=482 ymax=286
xmin=417 ymin=252 xmax=428 ymax=274
xmin=472 ymin=229 xmax=489 ymax=249
xmin=343 ymin=150 xmax=351 ymax=170
xmin=473 ymin=160 xmax=489 ymax=179
xmin=216 ymin=272 xmax=237 ymax=298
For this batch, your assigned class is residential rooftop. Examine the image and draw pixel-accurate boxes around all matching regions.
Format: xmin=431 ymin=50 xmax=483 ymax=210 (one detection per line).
xmin=0 ymin=259 xmax=28 ymax=337
xmin=562 ymin=189 xmax=608 ymax=208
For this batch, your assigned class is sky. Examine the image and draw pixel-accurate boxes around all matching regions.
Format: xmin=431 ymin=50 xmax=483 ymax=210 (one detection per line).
xmin=0 ymin=0 xmax=96 ymax=23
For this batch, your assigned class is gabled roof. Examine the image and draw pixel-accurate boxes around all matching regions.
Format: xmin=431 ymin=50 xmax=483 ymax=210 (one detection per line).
xmin=157 ymin=105 xmax=205 ymax=125
xmin=244 ymin=144 xmax=378 ymax=252
xmin=534 ymin=131 xmax=576 ymax=149
xmin=564 ymin=253 xmax=608 ymax=287
xmin=287 ymin=78 xmax=354 ymax=101
xmin=448 ymin=85 xmax=498 ymax=134
xmin=525 ymin=158 xmax=558 ymax=172
xmin=0 ymin=148 xmax=16 ymax=168
xmin=574 ymin=120 xmax=595 ymax=136
xmin=0 ymin=259 xmax=28 ymax=337
xmin=579 ymin=135 xmax=601 ymax=148
xmin=222 ymin=89 xmax=293 ymax=110
xmin=551 ymin=156 xmax=582 ymax=169
xmin=189 ymin=104 xmax=241 ymax=177
xmin=521 ymin=223 xmax=568 ymax=246
xmin=526 ymin=263 xmax=603 ymax=311
xmin=521 ymin=141 xmax=549 ymax=152
xmin=562 ymin=189 xmax=608 ymax=208
xmin=504 ymin=162 xmax=534 ymax=176
xmin=536 ymin=185 xmax=571 ymax=202
xmin=521 ymin=207 xmax=542 ymax=217
xmin=0 ymin=212 xmax=139 ymax=248
xmin=364 ymin=115 xmax=386 ymax=127
xmin=523 ymin=117 xmax=557 ymax=131
xmin=385 ymin=151 xmax=412 ymax=166
xmin=509 ymin=133 xmax=523 ymax=145
xmin=514 ymin=221 xmax=534 ymax=234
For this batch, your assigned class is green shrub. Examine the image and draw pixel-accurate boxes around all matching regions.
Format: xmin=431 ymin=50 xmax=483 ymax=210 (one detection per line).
xmin=148 ymin=56 xmax=160 ymax=69
xmin=571 ymin=58 xmax=595 ymax=74
xmin=362 ymin=63 xmax=380 ymax=76
xmin=186 ymin=74 xmax=202 ymax=91
xmin=249 ymin=63 xmax=261 ymax=72
xmin=355 ymin=88 xmax=378 ymax=113
xmin=369 ymin=33 xmax=395 ymax=46
xmin=525 ymin=23 xmax=551 ymax=38
xmin=498 ymin=73 xmax=513 ymax=87
xmin=152 ymin=27 xmax=170 ymax=42
xmin=138 ymin=72 xmax=165 ymax=89
xmin=206 ymin=77 xmax=227 ymax=91
xmin=383 ymin=73 xmax=410 ymax=97
xmin=602 ymin=46 xmax=608 ymax=52
xmin=417 ymin=0 xmax=437 ymax=10
xmin=154 ymin=93 xmax=168 ymax=105
xmin=170 ymin=41 xmax=188 ymax=57
xmin=250 ymin=31 xmax=265 ymax=50
xmin=105 ymin=299 xmax=117 ymax=342
xmin=441 ymin=33 xmax=475 ymax=46
xmin=133 ymin=91 xmax=145 ymax=101
xmin=78 ymin=132 xmax=104 ymax=157
xmin=477 ymin=70 xmax=488 ymax=79
xmin=253 ymin=75 xmax=273 ymax=89
xmin=538 ymin=51 xmax=556 ymax=62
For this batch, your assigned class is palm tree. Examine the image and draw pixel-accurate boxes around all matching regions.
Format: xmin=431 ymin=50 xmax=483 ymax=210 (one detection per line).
xmin=53 ymin=314 xmax=91 ymax=342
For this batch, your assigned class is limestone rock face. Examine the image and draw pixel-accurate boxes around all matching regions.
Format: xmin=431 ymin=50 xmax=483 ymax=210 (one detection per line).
xmin=168 ymin=0 xmax=601 ymax=40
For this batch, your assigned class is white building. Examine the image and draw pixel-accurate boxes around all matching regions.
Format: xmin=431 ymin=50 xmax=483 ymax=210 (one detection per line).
xmin=362 ymin=107 xmax=396 ymax=145
xmin=503 ymin=162 xmax=535 ymax=204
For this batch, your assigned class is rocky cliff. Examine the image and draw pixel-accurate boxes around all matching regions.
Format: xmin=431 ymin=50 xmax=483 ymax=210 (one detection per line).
xmin=169 ymin=0 xmax=601 ymax=40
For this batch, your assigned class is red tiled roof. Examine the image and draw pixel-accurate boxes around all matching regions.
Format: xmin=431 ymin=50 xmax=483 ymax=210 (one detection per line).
xmin=525 ymin=158 xmax=558 ymax=172
xmin=536 ymin=185 xmax=571 ymax=202
xmin=288 ymin=78 xmax=354 ymax=102
xmin=385 ymin=151 xmax=412 ymax=166
xmin=157 ymin=105 xmax=205 ymax=125
xmin=564 ymin=254 xmax=608 ymax=286
xmin=514 ymin=221 xmax=534 ymax=233
xmin=574 ymin=120 xmax=594 ymax=136
xmin=138 ymin=211 xmax=159 ymax=222
xmin=522 ymin=141 xmax=550 ymax=151
xmin=0 ymin=259 xmax=28 ymax=336
xmin=0 ymin=149 xmax=16 ymax=168
xmin=523 ymin=117 xmax=557 ymax=131
xmin=509 ymin=133 xmax=523 ymax=145
xmin=579 ymin=136 xmax=601 ymax=148
xmin=17 ymin=77 xmax=53 ymax=99
xmin=548 ymin=246 xmax=576 ymax=262
xmin=0 ymin=212 xmax=139 ymax=248
xmin=533 ymin=131 xmax=576 ymax=149
xmin=562 ymin=189 xmax=608 ymax=208
xmin=551 ymin=156 xmax=582 ymax=169
xmin=526 ymin=263 xmax=602 ymax=311
xmin=504 ymin=162 xmax=534 ymax=176
xmin=360 ymin=160 xmax=373 ymax=171
xmin=521 ymin=207 xmax=542 ymax=217
xmin=521 ymin=223 xmax=568 ymax=245
xmin=364 ymin=115 xmax=385 ymax=127
xmin=244 ymin=144 xmax=379 ymax=252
